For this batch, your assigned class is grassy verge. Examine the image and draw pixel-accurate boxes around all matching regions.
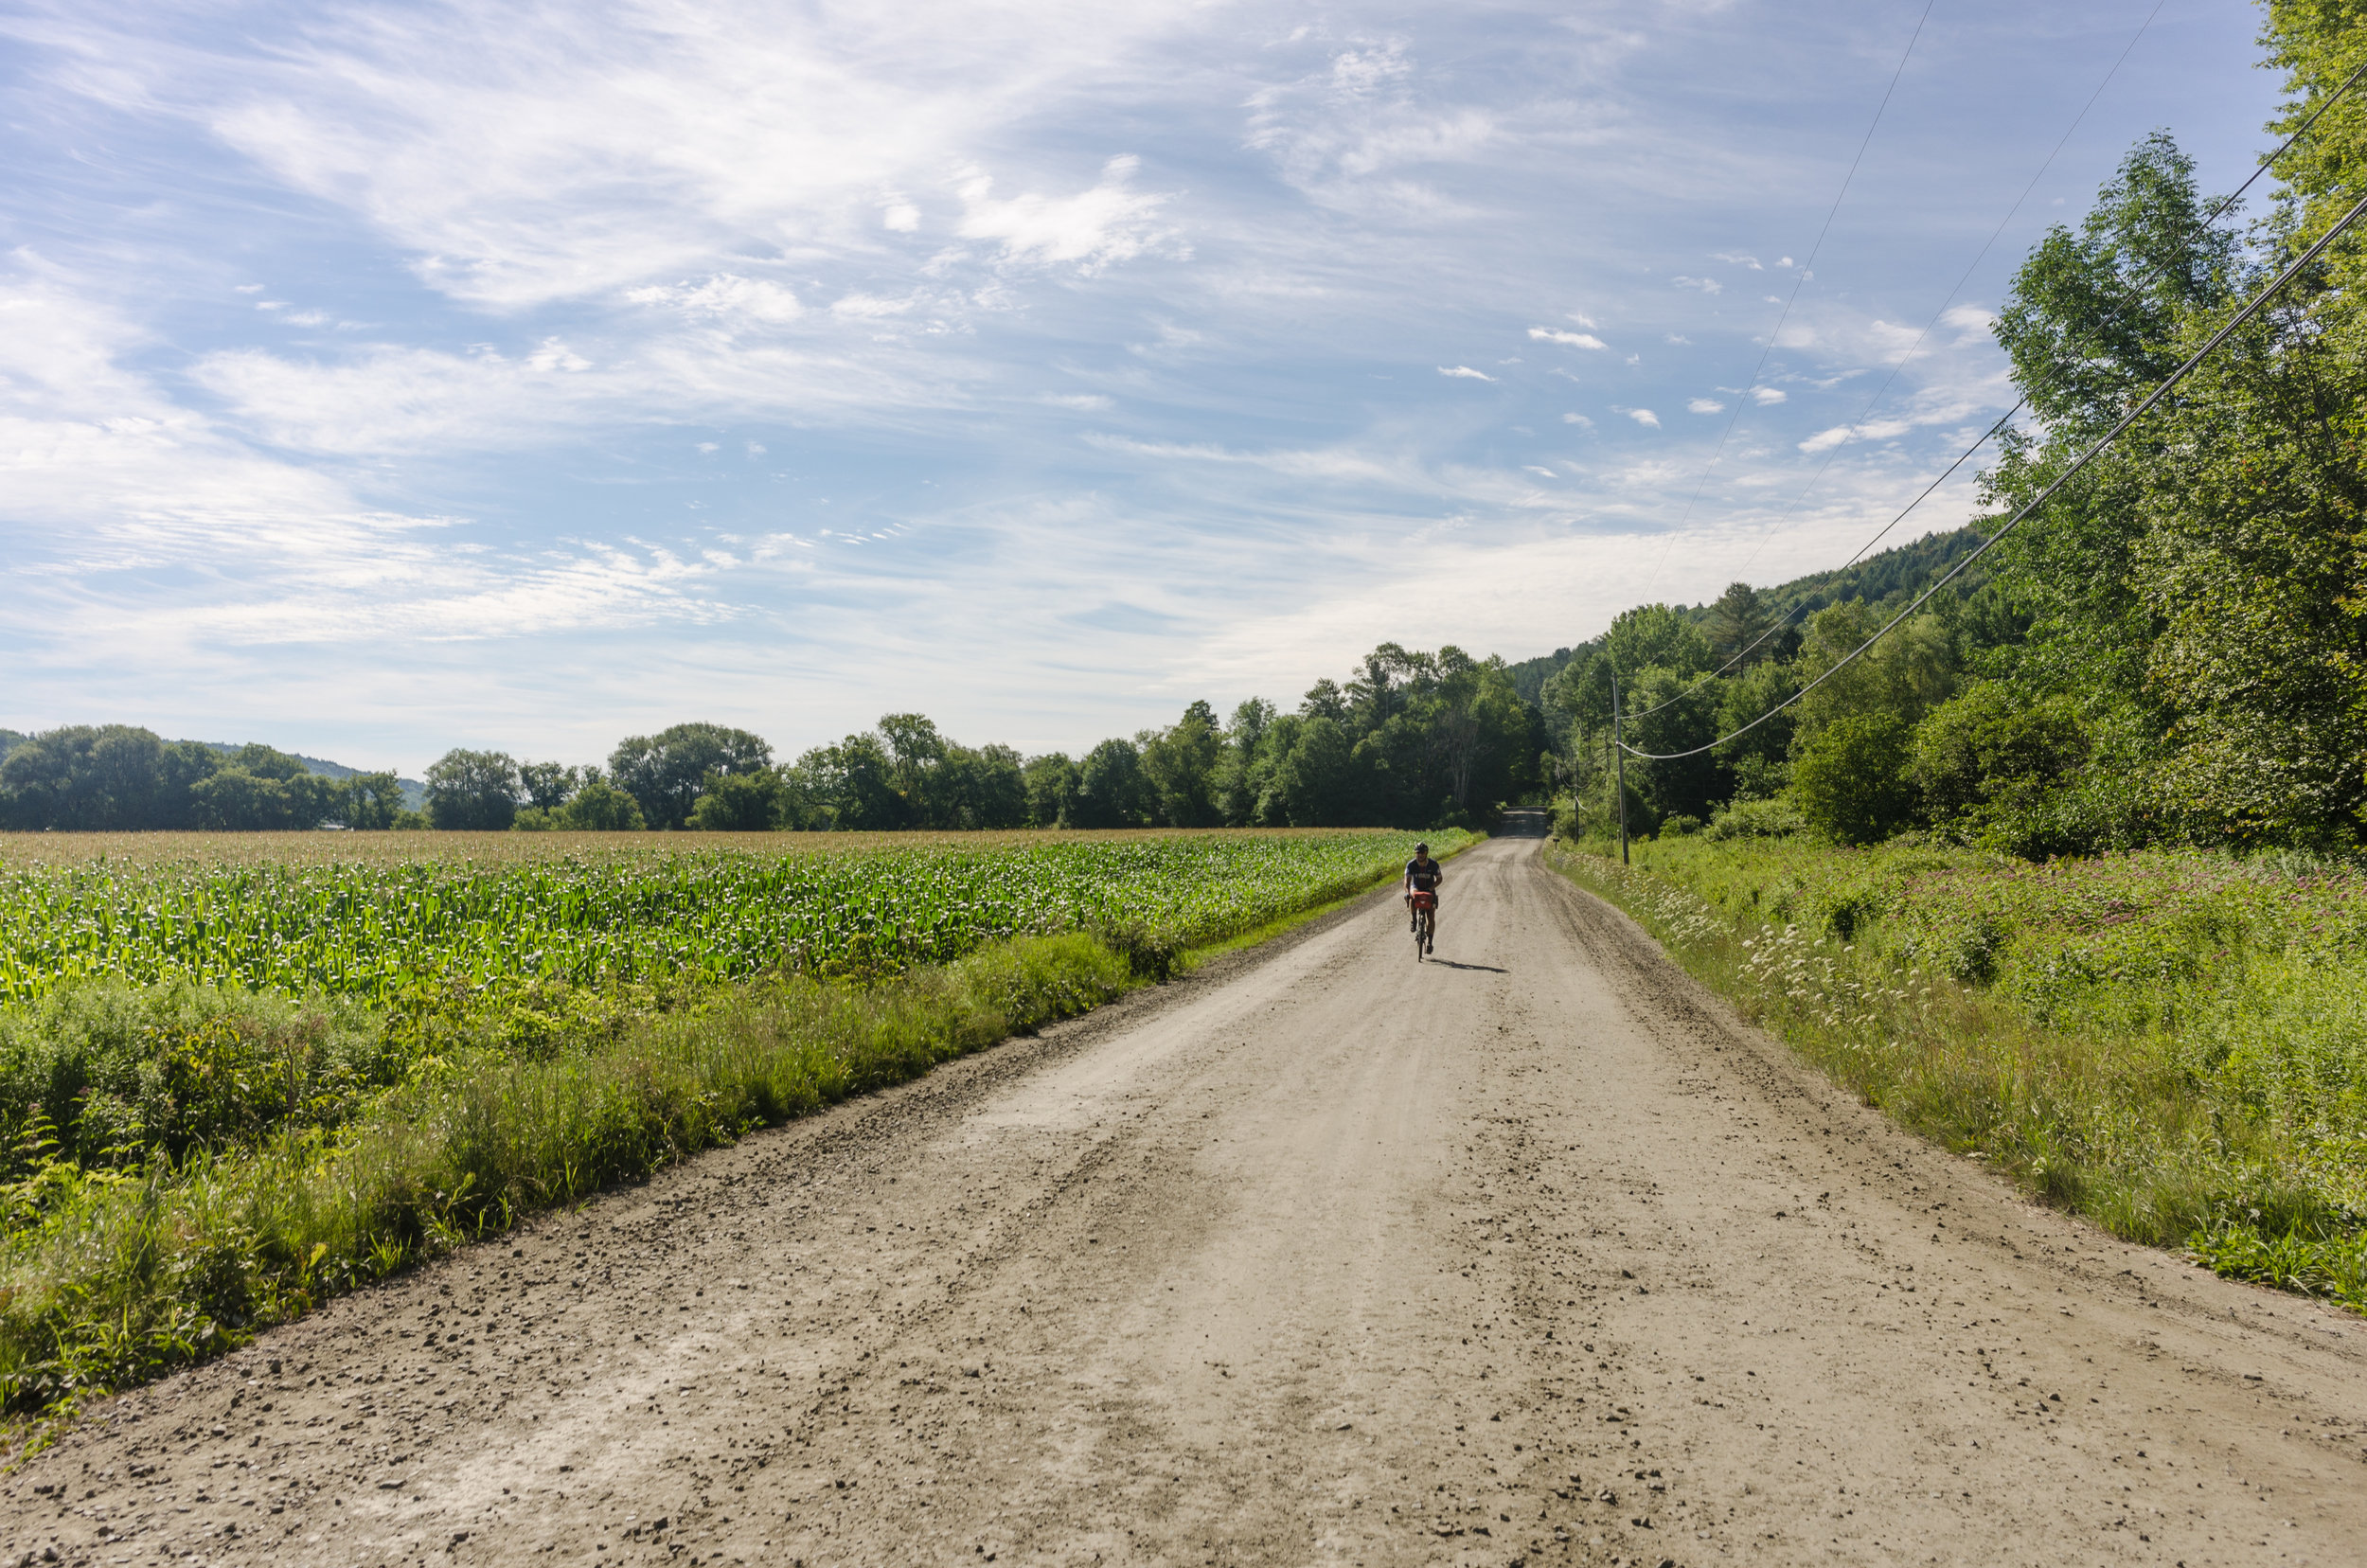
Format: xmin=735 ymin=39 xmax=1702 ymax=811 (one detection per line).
xmin=0 ymin=935 xmax=1130 ymax=1434
xmin=1544 ymin=835 xmax=2367 ymax=1315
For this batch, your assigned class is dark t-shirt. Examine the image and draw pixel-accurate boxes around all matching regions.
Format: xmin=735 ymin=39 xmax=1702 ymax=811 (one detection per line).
xmin=1405 ymin=857 xmax=1442 ymax=892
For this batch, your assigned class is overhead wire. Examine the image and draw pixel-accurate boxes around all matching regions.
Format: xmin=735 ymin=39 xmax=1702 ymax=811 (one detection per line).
xmin=1612 ymin=45 xmax=2367 ymax=724
xmin=1636 ymin=0 xmax=1939 ymax=602
xmin=1714 ymin=0 xmax=2171 ymax=588
xmin=1622 ymin=0 xmax=2165 ymax=718
xmin=1613 ymin=187 xmax=2367 ymax=760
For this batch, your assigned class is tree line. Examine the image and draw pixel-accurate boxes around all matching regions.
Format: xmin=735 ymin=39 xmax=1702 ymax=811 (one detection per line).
xmin=1557 ymin=11 xmax=2367 ymax=860
xmin=0 ymin=730 xmax=410 ymax=832
xmin=0 ymin=644 xmax=1543 ymax=833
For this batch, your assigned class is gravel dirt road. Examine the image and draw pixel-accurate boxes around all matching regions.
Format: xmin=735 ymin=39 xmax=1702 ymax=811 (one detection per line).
xmin=9 ymin=831 xmax=2367 ymax=1568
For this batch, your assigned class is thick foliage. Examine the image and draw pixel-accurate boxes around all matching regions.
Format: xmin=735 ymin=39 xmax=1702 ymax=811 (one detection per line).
xmin=1791 ymin=715 xmax=1916 ymax=846
xmin=1535 ymin=19 xmax=2367 ymax=859
xmin=0 ymin=731 xmax=374 ymax=833
xmin=1972 ymin=51 xmax=2367 ymax=854
xmin=609 ymin=723 xmax=774 ymax=831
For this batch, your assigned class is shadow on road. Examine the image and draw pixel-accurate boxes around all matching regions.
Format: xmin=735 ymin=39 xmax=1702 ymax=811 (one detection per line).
xmin=1424 ymin=958 xmax=1508 ymax=973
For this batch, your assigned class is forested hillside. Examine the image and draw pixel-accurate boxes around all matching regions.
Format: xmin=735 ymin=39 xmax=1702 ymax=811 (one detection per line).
xmin=1505 ymin=525 xmax=1991 ymax=710
xmin=1555 ymin=0 xmax=2367 ymax=858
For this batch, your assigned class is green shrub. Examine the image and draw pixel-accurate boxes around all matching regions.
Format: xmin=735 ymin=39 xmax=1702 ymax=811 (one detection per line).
xmin=1727 ymin=753 xmax=1789 ymax=802
xmin=1704 ymin=796 xmax=1807 ymax=841
xmin=1560 ymin=776 xmax=1653 ymax=842
xmin=686 ymin=770 xmax=783 ymax=831
xmin=553 ymin=779 xmax=646 ymax=830
xmin=1911 ymin=683 xmax=2086 ymax=816
xmin=1910 ymin=683 xmax=2097 ymax=854
xmin=1792 ymin=714 xmax=1917 ymax=845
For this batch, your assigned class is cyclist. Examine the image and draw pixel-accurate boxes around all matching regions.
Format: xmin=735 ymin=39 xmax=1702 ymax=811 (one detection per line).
xmin=1404 ymin=842 xmax=1444 ymax=945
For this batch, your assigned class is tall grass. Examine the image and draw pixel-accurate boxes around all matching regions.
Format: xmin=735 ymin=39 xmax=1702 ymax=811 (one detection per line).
xmin=0 ymin=934 xmax=1130 ymax=1424
xmin=1547 ymin=836 xmax=2367 ymax=1315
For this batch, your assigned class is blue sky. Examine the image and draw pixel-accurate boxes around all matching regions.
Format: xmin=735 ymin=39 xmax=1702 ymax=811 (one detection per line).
xmin=0 ymin=0 xmax=2288 ymax=773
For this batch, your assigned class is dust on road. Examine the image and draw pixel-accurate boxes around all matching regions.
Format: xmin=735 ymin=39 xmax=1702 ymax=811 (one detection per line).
xmin=9 ymin=834 xmax=2365 ymax=1567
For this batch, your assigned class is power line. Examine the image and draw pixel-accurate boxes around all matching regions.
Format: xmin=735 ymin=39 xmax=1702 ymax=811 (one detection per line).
xmin=1619 ymin=2 xmax=2165 ymax=721
xmin=1615 ymin=187 xmax=2367 ymax=761
xmin=1618 ymin=407 xmax=2013 ymax=722
xmin=1715 ymin=0 xmax=2172 ymax=590
xmin=1612 ymin=47 xmax=2367 ymax=724
xmin=1637 ymin=0 xmax=1939 ymax=601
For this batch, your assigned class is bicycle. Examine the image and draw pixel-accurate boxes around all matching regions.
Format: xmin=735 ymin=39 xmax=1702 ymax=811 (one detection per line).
xmin=1409 ymin=888 xmax=1436 ymax=960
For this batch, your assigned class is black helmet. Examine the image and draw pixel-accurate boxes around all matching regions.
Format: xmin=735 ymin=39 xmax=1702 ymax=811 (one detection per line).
xmin=1415 ymin=842 xmax=1429 ymax=853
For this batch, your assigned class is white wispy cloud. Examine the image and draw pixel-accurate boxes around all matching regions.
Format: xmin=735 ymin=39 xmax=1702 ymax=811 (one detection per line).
xmin=0 ymin=0 xmax=2247 ymax=763
xmin=1672 ymin=275 xmax=1722 ymax=294
xmin=1687 ymin=397 xmax=1724 ymax=413
xmin=627 ymin=275 xmax=803 ymax=323
xmin=1528 ymin=326 xmax=1607 ymax=349
xmin=1244 ymin=40 xmax=1499 ymax=216
xmin=1941 ymin=303 xmax=1997 ymax=338
xmin=955 ymin=155 xmax=1173 ymax=272
xmin=0 ymin=272 xmax=743 ymax=655
xmin=829 ymin=292 xmax=925 ymax=320
xmin=69 ymin=1 xmax=1217 ymax=312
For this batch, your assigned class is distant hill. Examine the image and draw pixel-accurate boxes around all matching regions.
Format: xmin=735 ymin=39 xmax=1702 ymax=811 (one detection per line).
xmin=1746 ymin=524 xmax=1990 ymax=627
xmin=197 ymin=744 xmax=428 ymax=810
xmin=1504 ymin=643 xmax=1596 ymax=707
xmin=1506 ymin=524 xmax=1993 ymax=706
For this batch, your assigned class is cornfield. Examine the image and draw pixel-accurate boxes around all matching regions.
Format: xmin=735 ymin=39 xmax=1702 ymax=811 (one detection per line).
xmin=0 ymin=827 xmax=1471 ymax=1418
xmin=0 ymin=829 xmax=1466 ymax=1007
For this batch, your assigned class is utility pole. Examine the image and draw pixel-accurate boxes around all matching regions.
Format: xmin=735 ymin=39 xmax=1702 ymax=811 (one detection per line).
xmin=1611 ymin=672 xmax=1629 ymax=866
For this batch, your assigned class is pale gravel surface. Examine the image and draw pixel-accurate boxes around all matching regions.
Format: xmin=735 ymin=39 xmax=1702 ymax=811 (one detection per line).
xmin=8 ymin=829 xmax=2367 ymax=1568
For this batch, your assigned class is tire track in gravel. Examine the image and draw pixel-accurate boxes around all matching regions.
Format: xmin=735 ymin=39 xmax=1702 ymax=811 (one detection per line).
xmin=9 ymin=832 xmax=2366 ymax=1568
